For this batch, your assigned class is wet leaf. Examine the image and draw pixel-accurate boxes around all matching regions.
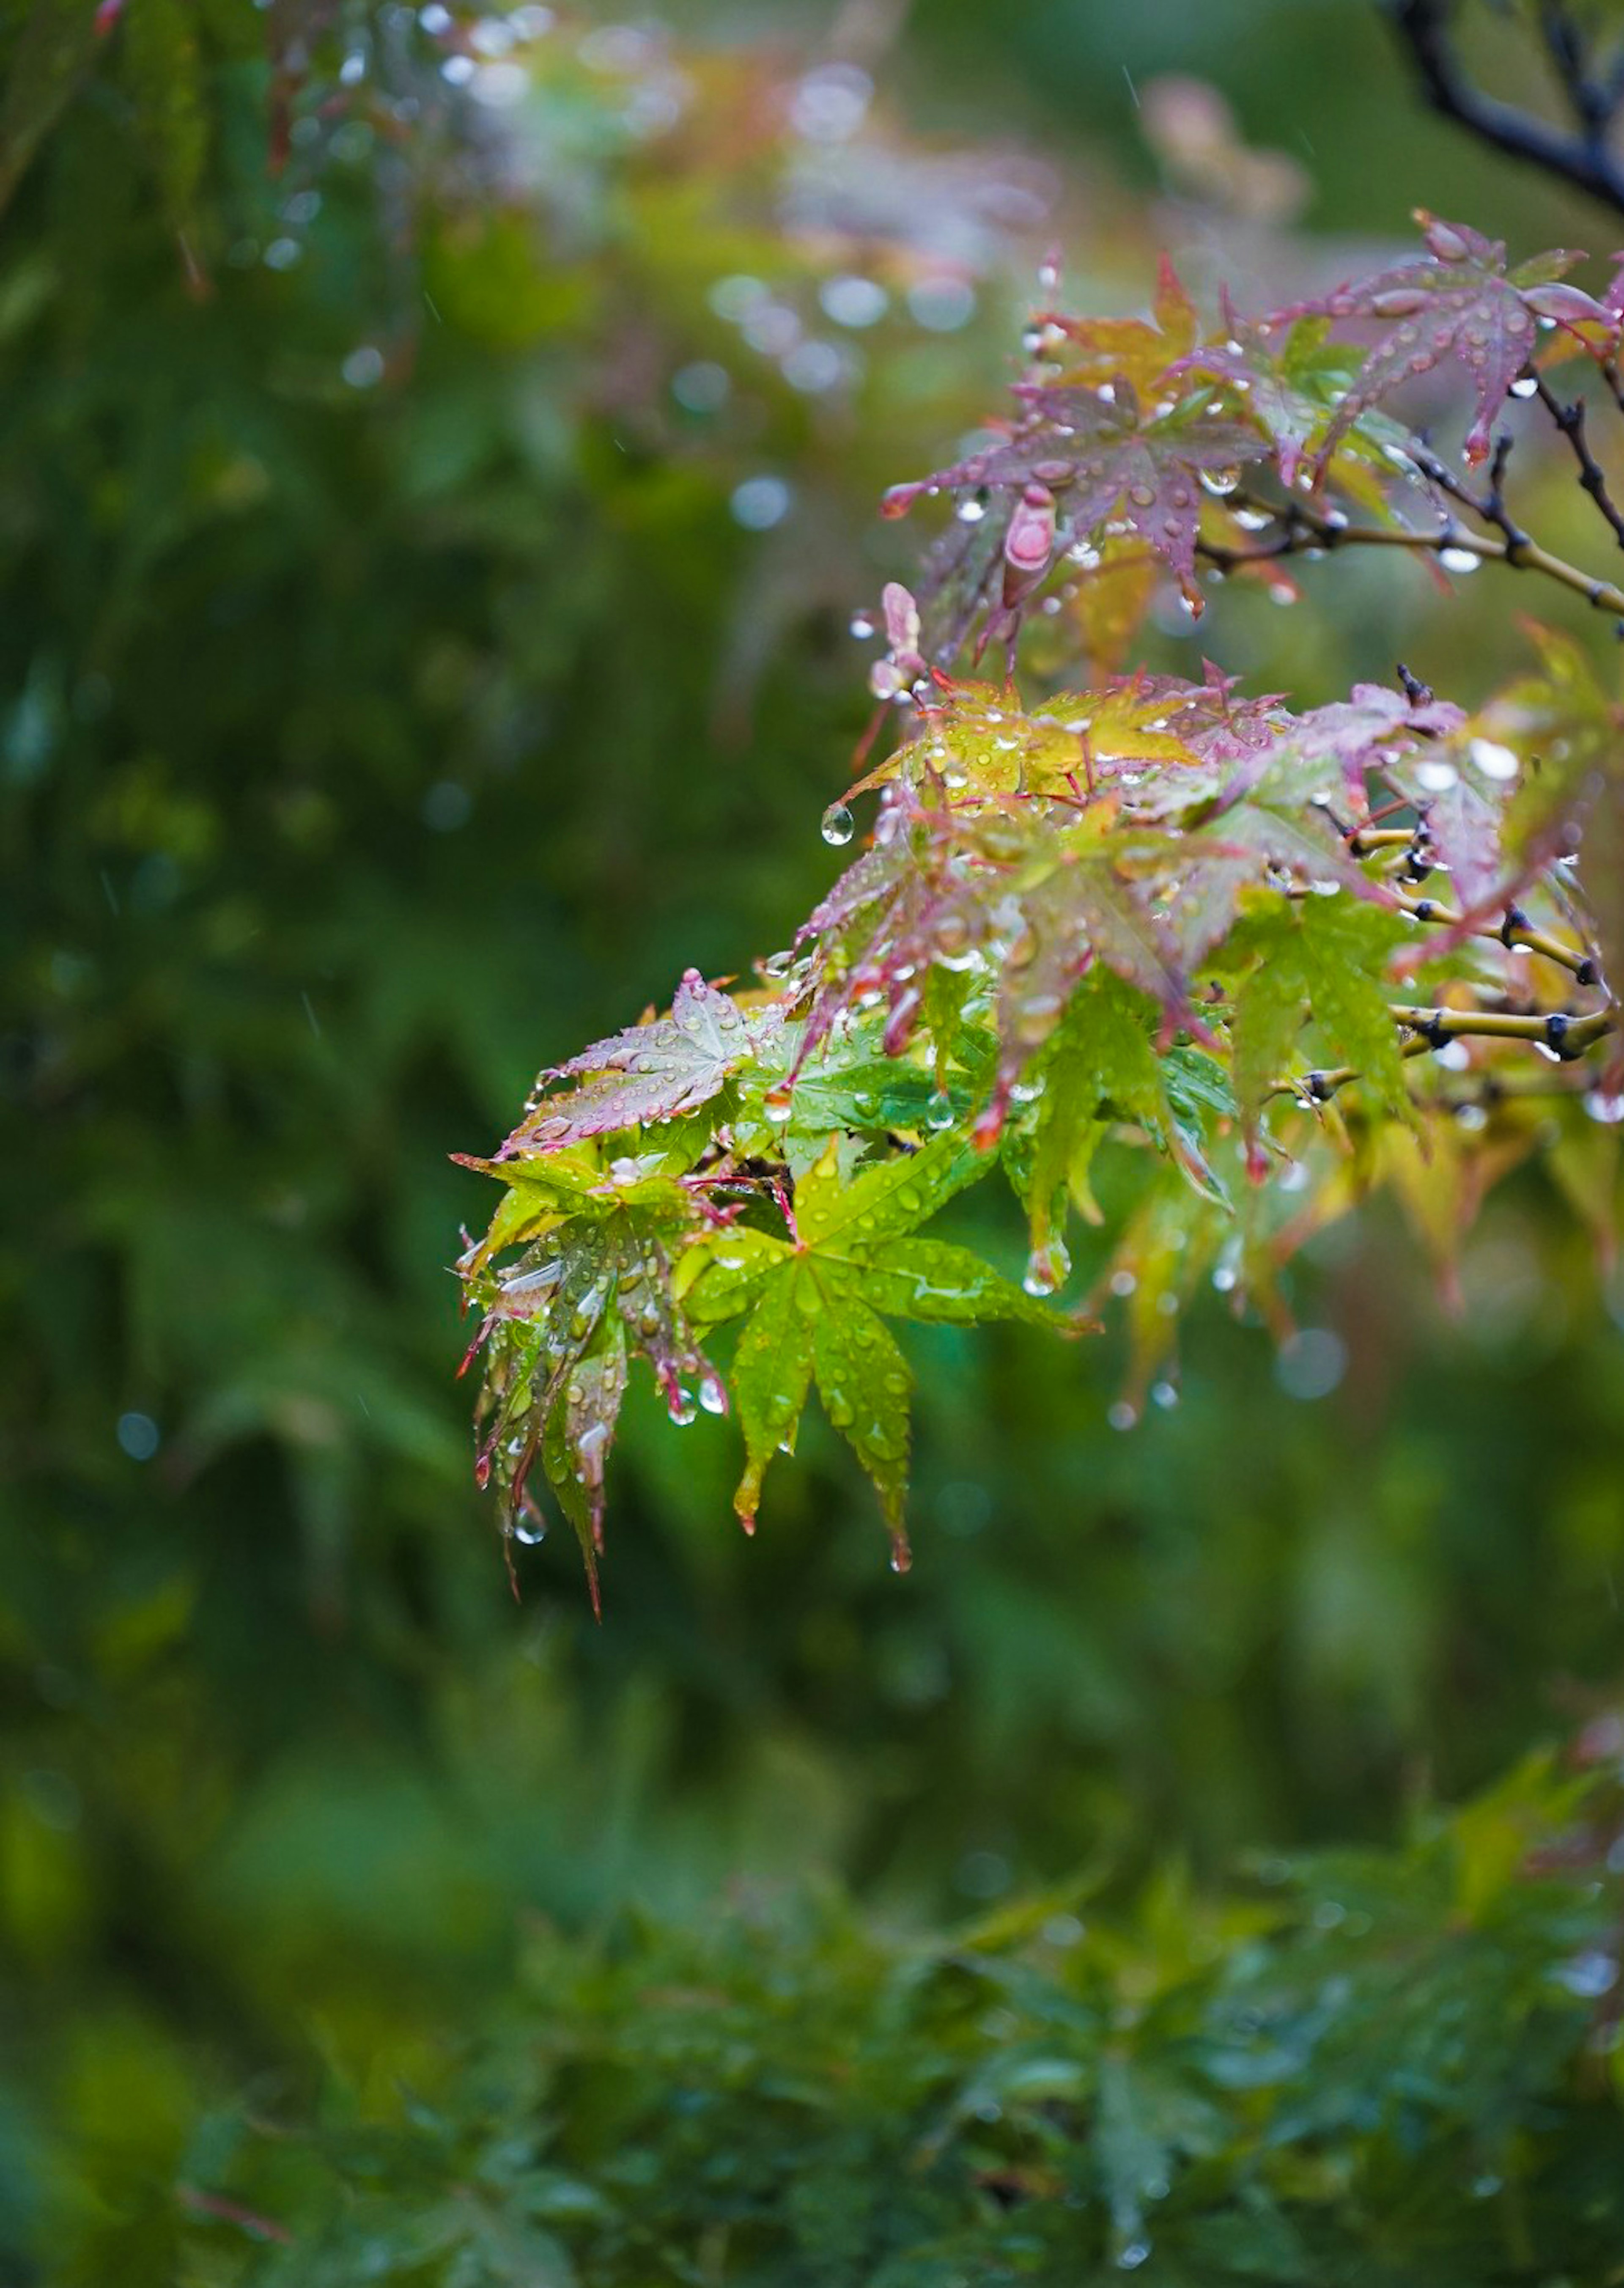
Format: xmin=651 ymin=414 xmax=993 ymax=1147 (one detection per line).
xmin=1266 ymin=210 xmax=1594 ymax=467
xmin=510 ymin=970 xmax=762 ymax=1151
xmin=683 ymin=1135 xmax=1051 ymax=1538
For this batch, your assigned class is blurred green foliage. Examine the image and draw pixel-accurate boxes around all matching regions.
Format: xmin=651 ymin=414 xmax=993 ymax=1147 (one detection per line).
xmin=2 ymin=3 xmax=1623 ymax=2283
xmin=170 ymin=1753 xmax=1624 ymax=2283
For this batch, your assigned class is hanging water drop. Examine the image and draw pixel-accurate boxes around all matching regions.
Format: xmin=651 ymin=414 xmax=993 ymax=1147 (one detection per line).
xmin=926 ymin=1088 xmax=955 ymax=1131
xmin=1438 ymin=545 xmax=1480 ymax=574
xmin=699 ymin=1370 xmax=728 ymax=1415
xmin=821 ymin=800 xmax=856 ymax=845
xmin=1023 ymin=1236 xmax=1070 ymax=1296
xmin=849 ymin=611 xmax=875 ymax=640
xmin=667 ymin=1385 xmax=698 ymax=1427
xmin=763 ymin=1083 xmax=794 ymax=1123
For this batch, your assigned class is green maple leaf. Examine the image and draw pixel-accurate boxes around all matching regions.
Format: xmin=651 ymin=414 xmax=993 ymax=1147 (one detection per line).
xmin=678 ymin=1134 xmax=1054 ymax=1552
xmin=1024 ymin=970 xmax=1177 ymax=1247
xmin=1226 ymin=897 xmax=1410 ymax=1153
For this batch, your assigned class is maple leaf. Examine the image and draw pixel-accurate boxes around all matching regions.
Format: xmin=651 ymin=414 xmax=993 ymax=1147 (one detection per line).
xmin=507 ymin=969 xmax=762 ymax=1152
xmin=460 ymin=1156 xmax=719 ymax=1609
xmin=1267 ymin=210 xmax=1607 ymax=467
xmin=1022 ymin=969 xmax=1194 ymax=1264
xmin=848 ymin=675 xmax=1202 ymax=807
xmin=881 ymin=378 xmax=1269 ymax=652
xmin=1387 ymin=756 xmax=1505 ymax=919
xmin=1042 ymin=253 xmax=1200 ymax=398
xmin=1225 ymin=898 xmax=1411 ymax=1167
xmin=678 ymin=1134 xmax=1054 ymax=1555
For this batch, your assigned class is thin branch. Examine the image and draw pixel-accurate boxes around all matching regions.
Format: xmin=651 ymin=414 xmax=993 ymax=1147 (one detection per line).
xmin=1389 ymin=0 xmax=1624 ymax=220
xmin=1538 ymin=0 xmax=1615 ymax=143
xmin=1199 ymin=498 xmax=1624 ymax=622
xmin=1397 ymin=891 xmax=1599 ymax=981
xmin=1390 ymin=1002 xmax=1614 ymax=1053
xmin=1531 ymin=374 xmax=1624 ymax=552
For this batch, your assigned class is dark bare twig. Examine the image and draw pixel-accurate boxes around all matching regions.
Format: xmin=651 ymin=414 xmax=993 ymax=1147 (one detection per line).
xmin=1531 ymin=373 xmax=1624 ymax=552
xmin=1389 ymin=0 xmax=1624 ymax=220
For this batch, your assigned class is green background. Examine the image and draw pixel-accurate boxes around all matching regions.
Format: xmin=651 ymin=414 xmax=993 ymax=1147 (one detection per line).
xmin=2 ymin=0 xmax=1622 ymax=2273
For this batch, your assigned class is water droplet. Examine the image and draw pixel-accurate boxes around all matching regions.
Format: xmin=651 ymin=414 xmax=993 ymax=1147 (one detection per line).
xmin=1127 ymin=483 xmax=1156 ymax=508
xmin=1108 ymin=1400 xmax=1138 ymax=1432
xmin=1468 ymin=736 xmax=1519 ymax=781
xmin=1023 ymin=1236 xmax=1070 ymax=1296
xmin=1151 ymin=1379 xmax=1179 ymax=1409
xmin=1510 ymin=374 xmax=1539 ymax=399
xmin=730 ymin=474 xmax=792 ymax=530
xmin=116 ymin=1411 xmax=160 ymax=1462
xmin=1413 ymin=759 xmax=1458 ymax=792
xmin=699 ymin=1371 xmax=728 ymax=1416
xmin=513 ymin=1514 xmax=546 ymax=1545
xmin=908 ymin=276 xmax=976 ymax=332
xmin=1117 ymin=2240 xmax=1152 ymax=2271
xmin=926 ymin=1088 xmax=955 ymax=1131
xmin=667 ymin=1386 xmax=698 ymax=1427
xmin=1276 ymin=1327 xmax=1347 ymax=1401
xmin=1199 ymin=465 xmax=1240 ymax=497
xmin=956 ymin=496 xmax=987 ymax=523
xmin=1555 ymin=1949 xmax=1619 ymax=1998
xmin=848 ymin=612 xmax=875 ymax=640
xmin=820 ymin=274 xmax=888 ymax=329
xmin=821 ymin=800 xmax=856 ymax=846
xmin=1438 ymin=545 xmax=1480 ymax=574
xmin=1109 ymin=1268 xmax=1137 ymax=1298
xmin=763 ymin=1084 xmax=793 ymax=1123
xmin=889 ymin=1530 xmax=913 ymax=1574
xmin=1584 ymin=1088 xmax=1624 ymax=1125
xmin=342 ymin=344 xmax=385 ymax=389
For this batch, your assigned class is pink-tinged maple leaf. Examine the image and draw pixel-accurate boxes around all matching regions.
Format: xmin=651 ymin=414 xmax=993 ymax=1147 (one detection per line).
xmin=1167 ymin=302 xmax=1338 ymax=489
xmin=881 ymin=380 xmax=1268 ymax=652
xmin=471 ymin=1197 xmax=720 ymax=1609
xmin=793 ymin=809 xmax=990 ymax=1076
xmin=507 ymin=970 xmax=757 ymax=1151
xmin=1267 ymin=210 xmax=1608 ymax=467
xmin=1385 ymin=754 xmax=1507 ymax=920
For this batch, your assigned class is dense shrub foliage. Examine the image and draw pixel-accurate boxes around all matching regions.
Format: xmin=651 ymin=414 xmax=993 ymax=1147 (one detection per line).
xmin=186 ymin=1744 xmax=1624 ymax=2283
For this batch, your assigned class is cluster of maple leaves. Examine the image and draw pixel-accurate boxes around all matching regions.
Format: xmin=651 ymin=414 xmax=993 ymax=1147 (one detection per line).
xmin=461 ymin=213 xmax=1622 ymax=1603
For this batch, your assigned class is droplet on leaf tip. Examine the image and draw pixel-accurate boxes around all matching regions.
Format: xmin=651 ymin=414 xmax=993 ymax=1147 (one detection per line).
xmin=821 ymin=800 xmax=856 ymax=846
xmin=1022 ymin=1237 xmax=1070 ymax=1296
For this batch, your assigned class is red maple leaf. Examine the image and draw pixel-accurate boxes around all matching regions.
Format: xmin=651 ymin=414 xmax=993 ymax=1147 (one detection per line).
xmin=1267 ymin=210 xmax=1611 ymax=467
